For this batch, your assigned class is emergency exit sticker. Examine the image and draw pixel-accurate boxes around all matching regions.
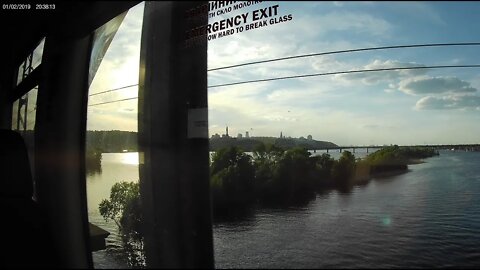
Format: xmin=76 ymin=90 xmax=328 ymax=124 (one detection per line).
xmin=185 ymin=2 xmax=294 ymax=47
xmin=188 ymin=108 xmax=208 ymax=138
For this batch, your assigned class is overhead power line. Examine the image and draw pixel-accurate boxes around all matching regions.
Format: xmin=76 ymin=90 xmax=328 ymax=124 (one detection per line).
xmin=89 ymin=97 xmax=138 ymax=107
xmin=86 ymin=42 xmax=480 ymax=101
xmin=87 ymin=42 xmax=480 ymax=97
xmin=86 ymin=64 xmax=480 ymax=104
xmin=86 ymin=63 xmax=480 ymax=105
xmin=88 ymin=84 xmax=138 ymax=97
xmin=208 ymin=64 xmax=480 ymax=88
xmin=207 ymin=42 xmax=480 ymax=72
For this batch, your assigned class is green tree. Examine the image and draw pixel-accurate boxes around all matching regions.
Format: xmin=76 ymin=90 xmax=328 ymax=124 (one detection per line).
xmin=312 ymin=153 xmax=335 ymax=189
xmin=210 ymin=147 xmax=256 ymax=213
xmin=99 ymin=181 xmax=144 ymax=267
xmin=270 ymin=147 xmax=317 ymax=203
xmin=331 ymin=151 xmax=356 ymax=188
xmin=252 ymin=143 xmax=284 ymax=200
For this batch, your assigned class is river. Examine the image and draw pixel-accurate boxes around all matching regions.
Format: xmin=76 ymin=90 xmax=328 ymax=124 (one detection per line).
xmin=87 ymin=150 xmax=480 ymax=268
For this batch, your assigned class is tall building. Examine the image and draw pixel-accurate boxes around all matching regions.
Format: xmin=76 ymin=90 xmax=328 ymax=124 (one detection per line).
xmin=226 ymin=126 xmax=229 ymax=137
xmin=280 ymin=131 xmax=283 ymax=138
xmin=245 ymin=131 xmax=249 ymax=138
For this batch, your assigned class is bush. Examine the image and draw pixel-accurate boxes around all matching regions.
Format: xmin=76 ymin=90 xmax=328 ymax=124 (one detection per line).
xmin=210 ymin=147 xmax=256 ymax=213
xmin=99 ymin=181 xmax=144 ymax=266
xmin=312 ymin=153 xmax=335 ymax=189
xmin=331 ymin=151 xmax=356 ymax=188
xmin=265 ymin=147 xmax=317 ymax=204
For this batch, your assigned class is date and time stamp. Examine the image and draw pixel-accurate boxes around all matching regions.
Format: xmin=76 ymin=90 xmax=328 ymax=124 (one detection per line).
xmin=2 ymin=3 xmax=55 ymax=10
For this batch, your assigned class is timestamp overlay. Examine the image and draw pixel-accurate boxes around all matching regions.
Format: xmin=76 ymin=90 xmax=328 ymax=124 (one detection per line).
xmin=2 ymin=3 xmax=32 ymax=10
xmin=1 ymin=3 xmax=56 ymax=11
xmin=35 ymin=3 xmax=56 ymax=10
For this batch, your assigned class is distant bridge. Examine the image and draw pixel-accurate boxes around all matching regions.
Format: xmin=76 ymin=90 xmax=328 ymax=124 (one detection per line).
xmin=313 ymin=144 xmax=480 ymax=153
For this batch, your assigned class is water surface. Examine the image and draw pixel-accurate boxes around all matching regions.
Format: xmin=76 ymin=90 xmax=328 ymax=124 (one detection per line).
xmin=87 ymin=150 xmax=480 ymax=268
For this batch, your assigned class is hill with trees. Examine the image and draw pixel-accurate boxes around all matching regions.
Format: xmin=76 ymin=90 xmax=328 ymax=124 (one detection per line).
xmin=209 ymin=136 xmax=338 ymax=151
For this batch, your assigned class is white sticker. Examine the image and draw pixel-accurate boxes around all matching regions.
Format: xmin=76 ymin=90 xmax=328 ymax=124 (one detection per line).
xmin=187 ymin=108 xmax=208 ymax=138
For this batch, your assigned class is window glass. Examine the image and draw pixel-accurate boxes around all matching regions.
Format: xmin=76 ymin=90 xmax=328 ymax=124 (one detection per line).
xmin=11 ymin=87 xmax=38 ymax=132
xmin=16 ymin=38 xmax=45 ymax=86
xmin=85 ymin=2 xmax=144 ymax=268
xmin=31 ymin=37 xmax=45 ymax=70
xmin=208 ymin=1 xmax=480 ymax=268
xmin=11 ymin=99 xmax=19 ymax=130
xmin=11 ymin=86 xmax=38 ymax=198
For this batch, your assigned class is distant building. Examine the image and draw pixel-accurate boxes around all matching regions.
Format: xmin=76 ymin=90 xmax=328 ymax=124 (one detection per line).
xmin=280 ymin=131 xmax=283 ymax=138
xmin=211 ymin=133 xmax=220 ymax=139
xmin=300 ymin=136 xmax=305 ymax=140
xmin=237 ymin=133 xmax=243 ymax=139
xmin=226 ymin=126 xmax=229 ymax=137
xmin=245 ymin=131 xmax=249 ymax=138
xmin=307 ymin=135 xmax=312 ymax=140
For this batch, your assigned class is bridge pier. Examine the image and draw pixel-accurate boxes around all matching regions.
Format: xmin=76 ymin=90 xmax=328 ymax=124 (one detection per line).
xmin=352 ymin=148 xmax=355 ymax=153
xmin=366 ymin=147 xmax=369 ymax=153
xmin=339 ymin=149 xmax=342 ymax=153
xmin=326 ymin=149 xmax=329 ymax=153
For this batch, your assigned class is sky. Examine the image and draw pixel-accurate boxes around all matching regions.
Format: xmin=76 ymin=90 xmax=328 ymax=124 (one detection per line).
xmin=86 ymin=1 xmax=480 ymax=146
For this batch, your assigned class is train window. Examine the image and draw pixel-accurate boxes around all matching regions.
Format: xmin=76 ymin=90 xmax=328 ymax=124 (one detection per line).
xmin=85 ymin=2 xmax=144 ymax=268
xmin=11 ymin=86 xmax=38 ymax=197
xmin=10 ymin=35 xmax=43 ymax=199
xmin=207 ymin=1 xmax=480 ymax=268
xmin=16 ymin=38 xmax=45 ymax=86
xmin=11 ymin=88 xmax=38 ymax=132
xmin=10 ymin=35 xmax=43 ymax=194
xmin=11 ymin=100 xmax=18 ymax=130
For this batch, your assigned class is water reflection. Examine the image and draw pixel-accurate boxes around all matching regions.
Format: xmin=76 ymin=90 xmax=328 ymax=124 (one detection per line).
xmin=213 ymin=206 xmax=257 ymax=224
xmin=119 ymin=152 xmax=139 ymax=165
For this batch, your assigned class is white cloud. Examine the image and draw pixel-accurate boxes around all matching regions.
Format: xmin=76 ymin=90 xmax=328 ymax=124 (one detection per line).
xmin=334 ymin=59 xmax=427 ymax=84
xmin=399 ymin=76 xmax=477 ymax=96
xmin=310 ymin=55 xmax=350 ymax=73
xmin=415 ymin=94 xmax=480 ymax=110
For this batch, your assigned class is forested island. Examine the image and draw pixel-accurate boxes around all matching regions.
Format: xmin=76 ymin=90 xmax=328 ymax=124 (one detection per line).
xmin=86 ymin=130 xmax=137 ymax=174
xmin=209 ymin=144 xmax=439 ymax=214
xmin=86 ymin=130 xmax=138 ymax=153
